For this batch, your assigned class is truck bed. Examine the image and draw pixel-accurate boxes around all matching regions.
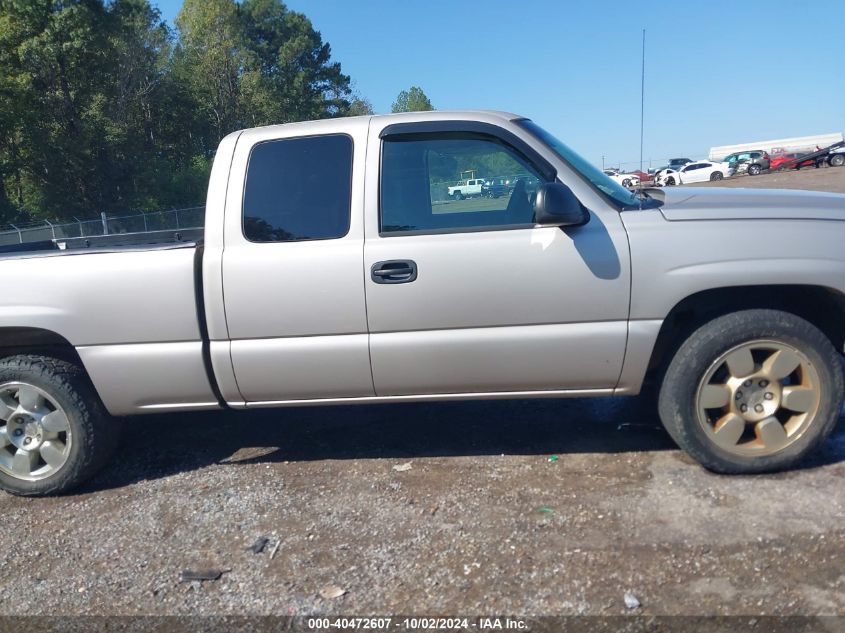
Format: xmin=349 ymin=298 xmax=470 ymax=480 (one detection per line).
xmin=0 ymin=230 xmax=217 ymax=413
xmin=0 ymin=227 xmax=203 ymax=259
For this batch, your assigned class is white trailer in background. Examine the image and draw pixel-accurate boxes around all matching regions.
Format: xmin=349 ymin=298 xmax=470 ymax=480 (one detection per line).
xmin=709 ymin=133 xmax=844 ymax=161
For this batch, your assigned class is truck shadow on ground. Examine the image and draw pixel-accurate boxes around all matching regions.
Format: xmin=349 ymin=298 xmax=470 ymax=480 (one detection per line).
xmin=87 ymin=396 xmax=845 ymax=493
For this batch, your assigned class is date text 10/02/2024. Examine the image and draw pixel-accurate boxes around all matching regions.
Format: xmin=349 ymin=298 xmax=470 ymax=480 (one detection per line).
xmin=306 ymin=617 xmax=528 ymax=630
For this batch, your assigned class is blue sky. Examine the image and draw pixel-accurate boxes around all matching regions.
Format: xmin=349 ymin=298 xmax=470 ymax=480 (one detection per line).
xmin=154 ymin=0 xmax=844 ymax=170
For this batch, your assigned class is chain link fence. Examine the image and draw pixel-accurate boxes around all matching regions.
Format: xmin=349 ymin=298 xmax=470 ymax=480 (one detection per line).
xmin=0 ymin=206 xmax=205 ymax=247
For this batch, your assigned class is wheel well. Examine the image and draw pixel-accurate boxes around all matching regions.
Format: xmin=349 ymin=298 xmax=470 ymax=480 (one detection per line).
xmin=645 ymin=285 xmax=845 ymax=384
xmin=0 ymin=327 xmax=84 ymax=368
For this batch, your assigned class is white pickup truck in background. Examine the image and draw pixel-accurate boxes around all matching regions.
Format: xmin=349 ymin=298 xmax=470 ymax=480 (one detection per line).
xmin=447 ymin=178 xmax=484 ymax=200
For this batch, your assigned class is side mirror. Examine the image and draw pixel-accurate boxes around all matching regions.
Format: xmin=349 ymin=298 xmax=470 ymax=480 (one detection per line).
xmin=533 ymin=182 xmax=589 ymax=227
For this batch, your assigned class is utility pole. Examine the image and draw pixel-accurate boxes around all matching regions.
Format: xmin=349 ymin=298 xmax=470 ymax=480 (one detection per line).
xmin=640 ymin=29 xmax=646 ymax=172
xmin=602 ymin=155 xmax=605 ymax=170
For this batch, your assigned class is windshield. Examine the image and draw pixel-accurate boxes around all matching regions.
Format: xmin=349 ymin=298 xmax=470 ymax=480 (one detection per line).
xmin=516 ymin=120 xmax=642 ymax=209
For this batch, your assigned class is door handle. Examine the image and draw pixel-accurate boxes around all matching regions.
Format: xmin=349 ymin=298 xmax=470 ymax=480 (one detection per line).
xmin=371 ymin=260 xmax=418 ymax=284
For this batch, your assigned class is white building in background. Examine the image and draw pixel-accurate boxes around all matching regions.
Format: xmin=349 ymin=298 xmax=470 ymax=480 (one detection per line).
xmin=709 ymin=133 xmax=844 ymax=161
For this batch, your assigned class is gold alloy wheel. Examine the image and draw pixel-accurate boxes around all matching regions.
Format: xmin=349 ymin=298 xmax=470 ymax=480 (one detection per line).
xmin=695 ymin=340 xmax=821 ymax=456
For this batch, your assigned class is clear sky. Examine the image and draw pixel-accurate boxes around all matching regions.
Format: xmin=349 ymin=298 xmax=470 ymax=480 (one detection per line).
xmin=153 ymin=0 xmax=844 ymax=170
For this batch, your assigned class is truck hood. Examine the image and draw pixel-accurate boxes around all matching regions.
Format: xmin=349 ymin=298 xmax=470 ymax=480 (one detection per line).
xmin=649 ymin=187 xmax=845 ymax=222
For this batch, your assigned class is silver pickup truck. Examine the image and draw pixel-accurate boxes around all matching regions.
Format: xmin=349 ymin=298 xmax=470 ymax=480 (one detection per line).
xmin=2 ymin=110 xmax=844 ymax=496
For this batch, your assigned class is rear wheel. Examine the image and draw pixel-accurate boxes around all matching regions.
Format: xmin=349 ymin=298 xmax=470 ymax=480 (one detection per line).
xmin=658 ymin=310 xmax=843 ymax=473
xmin=710 ymin=171 xmax=724 ymax=181
xmin=0 ymin=355 xmax=120 ymax=496
xmin=748 ymin=164 xmax=762 ymax=175
xmin=622 ymin=178 xmax=631 ymax=187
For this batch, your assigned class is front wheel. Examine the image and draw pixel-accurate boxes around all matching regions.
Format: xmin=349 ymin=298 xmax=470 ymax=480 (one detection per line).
xmin=829 ymin=154 xmax=844 ymax=167
xmin=748 ymin=164 xmax=762 ymax=175
xmin=658 ymin=309 xmax=843 ymax=473
xmin=0 ymin=355 xmax=120 ymax=496
xmin=665 ymin=176 xmax=676 ymax=185
xmin=453 ymin=191 xmax=464 ymax=201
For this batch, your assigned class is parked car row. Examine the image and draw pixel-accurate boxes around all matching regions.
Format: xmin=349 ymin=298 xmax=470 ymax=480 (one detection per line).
xmin=720 ymin=144 xmax=844 ymax=176
xmin=436 ymin=141 xmax=840 ymax=210
xmin=649 ymin=143 xmax=844 ymax=187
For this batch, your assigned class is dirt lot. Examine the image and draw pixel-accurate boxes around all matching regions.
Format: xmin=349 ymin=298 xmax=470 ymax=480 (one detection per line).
xmin=2 ymin=402 xmax=843 ymax=618
xmin=1 ymin=168 xmax=844 ymax=621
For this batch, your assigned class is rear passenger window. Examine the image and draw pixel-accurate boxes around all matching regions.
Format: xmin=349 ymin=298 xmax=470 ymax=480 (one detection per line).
xmin=243 ymin=135 xmax=352 ymax=242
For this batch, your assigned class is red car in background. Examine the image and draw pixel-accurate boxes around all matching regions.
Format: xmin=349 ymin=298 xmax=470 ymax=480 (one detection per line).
xmin=629 ymin=170 xmax=652 ymax=184
xmin=770 ymin=152 xmax=820 ymax=170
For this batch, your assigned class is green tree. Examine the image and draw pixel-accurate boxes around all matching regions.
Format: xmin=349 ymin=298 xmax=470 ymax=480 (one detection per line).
xmin=239 ymin=0 xmax=350 ymax=124
xmin=173 ymin=0 xmax=244 ymax=149
xmin=0 ymin=0 xmax=192 ymax=220
xmin=0 ymin=0 xmax=354 ymax=224
xmin=174 ymin=0 xmax=351 ymax=141
xmin=391 ymin=86 xmax=434 ymax=113
xmin=346 ymin=96 xmax=375 ymax=116
xmin=343 ymin=81 xmax=374 ymax=116
xmin=103 ymin=0 xmax=199 ymax=209
xmin=0 ymin=0 xmax=115 ymax=219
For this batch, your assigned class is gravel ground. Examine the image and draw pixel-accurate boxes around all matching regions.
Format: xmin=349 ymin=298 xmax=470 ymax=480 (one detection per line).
xmin=1 ymin=397 xmax=843 ymax=617
xmin=2 ymin=167 xmax=844 ymax=619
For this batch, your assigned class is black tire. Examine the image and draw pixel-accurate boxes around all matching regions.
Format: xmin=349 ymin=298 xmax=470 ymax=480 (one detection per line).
xmin=622 ymin=178 xmax=631 ymax=187
xmin=658 ymin=310 xmax=843 ymax=473
xmin=748 ymin=164 xmax=762 ymax=175
xmin=454 ymin=191 xmax=464 ymax=201
xmin=666 ymin=177 xmax=676 ymax=186
xmin=710 ymin=171 xmax=724 ymax=181
xmin=830 ymin=154 xmax=845 ymax=167
xmin=0 ymin=355 xmax=120 ymax=496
